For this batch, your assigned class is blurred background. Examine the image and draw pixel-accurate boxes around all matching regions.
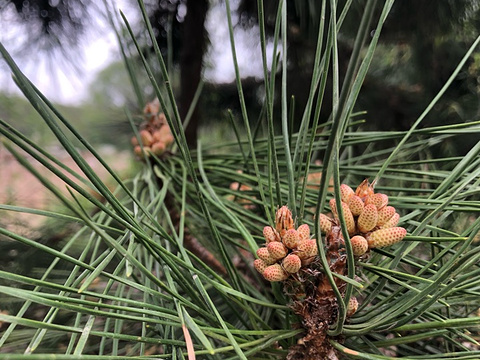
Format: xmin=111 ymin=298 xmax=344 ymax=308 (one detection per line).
xmin=1 ymin=0 xmax=480 ymax=233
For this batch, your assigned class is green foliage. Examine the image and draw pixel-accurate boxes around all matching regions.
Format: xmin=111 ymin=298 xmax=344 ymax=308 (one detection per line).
xmin=0 ymin=1 xmax=479 ymax=359
xmin=0 ymin=91 xmax=130 ymax=148
xmin=0 ymin=93 xmax=55 ymax=145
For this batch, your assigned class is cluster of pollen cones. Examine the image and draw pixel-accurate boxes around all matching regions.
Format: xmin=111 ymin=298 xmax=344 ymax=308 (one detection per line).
xmin=254 ymin=180 xmax=407 ymax=282
xmin=254 ymin=206 xmax=318 ymax=282
xmin=131 ymin=99 xmax=174 ymax=158
xmin=320 ymin=179 xmax=407 ymax=256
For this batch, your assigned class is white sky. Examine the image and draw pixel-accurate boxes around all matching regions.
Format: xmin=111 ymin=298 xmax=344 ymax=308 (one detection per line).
xmin=204 ymin=1 xmax=277 ymax=83
xmin=0 ymin=0 xmax=276 ymax=106
xmin=0 ymin=1 xmax=124 ymax=104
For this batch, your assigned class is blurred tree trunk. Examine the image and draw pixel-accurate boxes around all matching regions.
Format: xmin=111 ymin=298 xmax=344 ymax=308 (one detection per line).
xmin=180 ymin=0 xmax=208 ymax=147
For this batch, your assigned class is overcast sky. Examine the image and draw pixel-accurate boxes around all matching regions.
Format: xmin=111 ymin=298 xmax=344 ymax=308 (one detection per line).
xmin=0 ymin=0 xmax=276 ymax=105
xmin=0 ymin=0 xmax=135 ymax=104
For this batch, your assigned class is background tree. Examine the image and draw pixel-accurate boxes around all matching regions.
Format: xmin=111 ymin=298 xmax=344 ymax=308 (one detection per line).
xmin=232 ymin=0 xmax=480 ymax=134
xmin=142 ymin=0 xmax=209 ymax=146
xmin=2 ymin=0 xmax=480 ymax=149
xmin=2 ymin=0 xmax=209 ymax=146
xmin=2 ymin=0 xmax=92 ymax=64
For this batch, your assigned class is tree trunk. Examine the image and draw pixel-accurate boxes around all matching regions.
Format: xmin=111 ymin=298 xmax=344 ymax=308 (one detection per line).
xmin=180 ymin=0 xmax=208 ymax=147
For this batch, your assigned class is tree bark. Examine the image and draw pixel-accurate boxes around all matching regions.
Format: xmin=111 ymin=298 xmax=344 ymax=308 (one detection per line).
xmin=180 ymin=0 xmax=208 ymax=147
